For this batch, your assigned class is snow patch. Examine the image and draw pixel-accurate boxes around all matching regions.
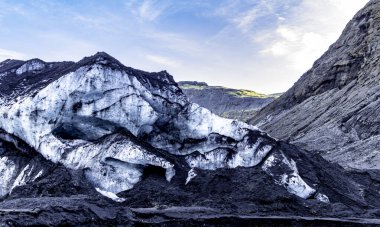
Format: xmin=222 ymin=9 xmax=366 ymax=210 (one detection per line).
xmin=262 ymin=153 xmax=276 ymax=171
xmin=279 ymin=173 xmax=316 ymax=199
xmin=185 ymin=168 xmax=197 ymax=185
xmin=16 ymin=60 xmax=45 ymax=75
xmin=32 ymin=170 xmax=43 ymax=181
xmin=165 ymin=167 xmax=176 ymax=182
xmin=315 ymin=193 xmax=330 ymax=203
xmin=10 ymin=164 xmax=33 ymax=193
xmin=0 ymin=157 xmax=16 ymax=196
xmin=262 ymin=151 xmax=316 ymax=199
xmin=96 ymin=187 xmax=126 ymax=202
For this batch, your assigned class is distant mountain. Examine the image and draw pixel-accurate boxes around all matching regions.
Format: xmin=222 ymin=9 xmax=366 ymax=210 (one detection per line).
xmin=250 ymin=0 xmax=380 ymax=169
xmin=178 ymin=81 xmax=280 ymax=122
xmin=0 ymin=52 xmax=379 ymax=224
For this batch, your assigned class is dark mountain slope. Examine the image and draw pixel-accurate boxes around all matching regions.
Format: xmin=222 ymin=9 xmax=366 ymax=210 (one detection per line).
xmin=250 ymin=0 xmax=380 ymax=169
xmin=178 ymin=81 xmax=279 ymax=122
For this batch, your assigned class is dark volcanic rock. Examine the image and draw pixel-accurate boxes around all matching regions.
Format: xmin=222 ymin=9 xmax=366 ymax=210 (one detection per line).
xmin=178 ymin=81 xmax=279 ymax=122
xmin=0 ymin=129 xmax=379 ymax=225
xmin=250 ymin=0 xmax=380 ymax=169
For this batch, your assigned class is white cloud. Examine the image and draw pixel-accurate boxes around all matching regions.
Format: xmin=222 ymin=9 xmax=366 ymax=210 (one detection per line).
xmin=74 ymin=15 xmax=105 ymax=27
xmin=138 ymin=0 xmax=168 ymax=21
xmin=260 ymin=25 xmax=331 ymax=71
xmin=146 ymin=54 xmax=180 ymax=68
xmin=204 ymin=0 xmax=370 ymax=93
xmin=228 ymin=0 xmax=278 ymax=33
xmin=72 ymin=13 xmax=124 ymax=33
xmin=144 ymin=30 xmax=202 ymax=55
xmin=0 ymin=48 xmax=26 ymax=61
xmin=257 ymin=0 xmax=370 ymax=77
xmin=0 ymin=0 xmax=370 ymax=94
xmin=233 ymin=8 xmax=261 ymax=33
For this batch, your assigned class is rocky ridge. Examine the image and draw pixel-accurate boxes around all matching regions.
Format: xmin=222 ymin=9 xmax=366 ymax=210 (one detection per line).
xmin=178 ymin=81 xmax=278 ymax=122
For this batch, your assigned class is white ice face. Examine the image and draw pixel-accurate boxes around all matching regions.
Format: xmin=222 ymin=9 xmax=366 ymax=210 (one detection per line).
xmin=174 ymin=103 xmax=258 ymax=141
xmin=0 ymin=64 xmax=179 ymax=196
xmin=64 ymin=134 xmax=174 ymax=193
xmin=185 ymin=138 xmax=272 ymax=170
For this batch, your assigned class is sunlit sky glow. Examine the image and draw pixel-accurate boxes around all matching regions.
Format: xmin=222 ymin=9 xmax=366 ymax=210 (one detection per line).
xmin=0 ymin=0 xmax=370 ymax=93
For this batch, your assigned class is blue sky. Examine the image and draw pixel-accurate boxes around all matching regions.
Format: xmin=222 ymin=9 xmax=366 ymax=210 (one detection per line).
xmin=0 ymin=0 xmax=369 ymax=93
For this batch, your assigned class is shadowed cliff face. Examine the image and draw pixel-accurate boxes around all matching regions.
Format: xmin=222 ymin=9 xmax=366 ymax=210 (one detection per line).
xmin=250 ymin=0 xmax=380 ymax=169
xmin=0 ymin=51 xmax=379 ymax=225
xmin=178 ymin=81 xmax=279 ymax=122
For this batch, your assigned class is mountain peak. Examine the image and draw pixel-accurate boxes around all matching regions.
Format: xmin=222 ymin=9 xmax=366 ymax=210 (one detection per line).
xmin=26 ymin=58 xmax=45 ymax=63
xmin=73 ymin=52 xmax=127 ymax=72
xmin=92 ymin=51 xmax=115 ymax=60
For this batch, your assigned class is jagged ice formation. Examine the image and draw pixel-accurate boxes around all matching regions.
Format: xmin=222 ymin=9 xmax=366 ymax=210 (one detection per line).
xmin=0 ymin=52 xmax=324 ymax=202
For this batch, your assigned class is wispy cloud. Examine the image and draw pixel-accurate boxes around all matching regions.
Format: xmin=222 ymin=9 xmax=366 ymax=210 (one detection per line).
xmin=72 ymin=13 xmax=124 ymax=33
xmin=143 ymin=30 xmax=202 ymax=55
xmin=0 ymin=48 xmax=26 ymax=61
xmin=138 ymin=0 xmax=169 ymax=21
xmin=146 ymin=54 xmax=180 ymax=68
xmin=74 ymin=15 xmax=107 ymax=27
xmin=233 ymin=8 xmax=261 ymax=33
xmin=0 ymin=1 xmax=29 ymax=21
xmin=201 ymin=0 xmax=369 ymax=93
xmin=0 ymin=0 xmax=370 ymax=93
xmin=215 ymin=0 xmax=298 ymax=34
xmin=258 ymin=0 xmax=369 ymax=72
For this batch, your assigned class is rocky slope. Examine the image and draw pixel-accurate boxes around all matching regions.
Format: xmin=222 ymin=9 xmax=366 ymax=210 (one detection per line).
xmin=0 ymin=52 xmax=378 ymax=225
xmin=250 ymin=0 xmax=380 ymax=170
xmin=178 ymin=81 xmax=278 ymax=122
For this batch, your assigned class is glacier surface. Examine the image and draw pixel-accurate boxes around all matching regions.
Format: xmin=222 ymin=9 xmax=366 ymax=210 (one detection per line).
xmin=0 ymin=53 xmax=325 ymax=202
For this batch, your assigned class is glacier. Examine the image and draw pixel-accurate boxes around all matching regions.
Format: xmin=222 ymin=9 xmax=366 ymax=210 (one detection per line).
xmin=0 ymin=52 xmax=327 ymax=202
